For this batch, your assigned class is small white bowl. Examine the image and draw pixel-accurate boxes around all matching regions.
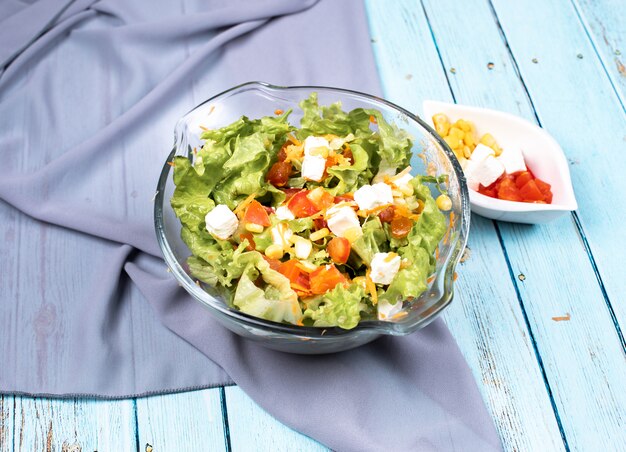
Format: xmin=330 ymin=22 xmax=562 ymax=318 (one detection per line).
xmin=422 ymin=100 xmax=577 ymax=224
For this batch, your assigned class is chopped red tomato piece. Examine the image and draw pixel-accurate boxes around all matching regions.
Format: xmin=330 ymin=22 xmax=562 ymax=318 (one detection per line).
xmin=334 ymin=193 xmax=354 ymax=203
xmin=238 ymin=232 xmax=256 ymax=251
xmin=309 ymin=264 xmax=347 ymax=294
xmin=514 ymin=171 xmax=533 ymax=189
xmin=497 ymin=176 xmax=523 ymax=202
xmin=327 ymin=237 xmax=350 ymax=264
xmin=478 ymin=184 xmax=497 ymax=198
xmin=262 ymin=255 xmax=281 ymax=272
xmin=307 ymin=187 xmax=334 ymax=210
xmin=287 ymin=190 xmax=320 ymax=218
xmin=281 ymin=188 xmax=302 ymax=203
xmin=313 ymin=218 xmax=328 ymax=231
xmin=279 ymin=260 xmax=311 ymax=292
xmin=243 ymin=200 xmax=271 ymax=227
xmin=519 ymin=179 xmax=544 ymax=201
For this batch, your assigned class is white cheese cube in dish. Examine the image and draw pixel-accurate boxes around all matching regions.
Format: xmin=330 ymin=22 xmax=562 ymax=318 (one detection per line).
xmin=326 ymin=205 xmax=361 ymax=238
xmin=468 ymin=155 xmax=505 ymax=189
xmin=470 ymin=143 xmax=496 ymax=163
xmin=497 ymin=146 xmax=527 ymax=174
xmin=353 ymin=183 xmax=394 ymax=211
xmin=370 ymin=252 xmax=402 ymax=285
xmin=275 ymin=205 xmax=295 ymax=221
xmin=303 ymin=136 xmax=330 ymax=156
xmin=205 ymin=204 xmax=238 ymax=240
xmin=377 ymin=298 xmax=404 ymax=320
xmin=301 ymin=154 xmax=326 ymax=181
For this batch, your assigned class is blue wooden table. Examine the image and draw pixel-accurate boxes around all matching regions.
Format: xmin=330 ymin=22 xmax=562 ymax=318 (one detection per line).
xmin=2 ymin=0 xmax=625 ymax=450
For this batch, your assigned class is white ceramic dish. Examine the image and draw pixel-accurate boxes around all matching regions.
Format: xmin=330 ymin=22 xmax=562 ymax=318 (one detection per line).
xmin=422 ymin=100 xmax=577 ymax=224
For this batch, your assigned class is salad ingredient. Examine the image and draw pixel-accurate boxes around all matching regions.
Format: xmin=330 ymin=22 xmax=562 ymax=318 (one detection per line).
xmin=171 ymin=94 xmax=448 ymax=329
xmin=370 ymin=252 xmax=401 ymax=284
xmin=205 ymin=204 xmax=238 ymax=240
xmin=479 ymin=170 xmax=553 ymax=203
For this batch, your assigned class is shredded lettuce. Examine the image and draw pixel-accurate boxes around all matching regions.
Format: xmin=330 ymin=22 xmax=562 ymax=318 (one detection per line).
xmin=303 ymin=283 xmax=366 ymax=329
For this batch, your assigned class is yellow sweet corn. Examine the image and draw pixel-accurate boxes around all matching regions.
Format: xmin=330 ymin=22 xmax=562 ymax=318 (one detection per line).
xmin=436 ymin=194 xmax=452 ymax=211
xmin=432 ymin=114 xmax=450 ymax=136
xmin=309 ymin=228 xmax=329 ymax=241
xmin=245 ymin=222 xmax=264 ymax=233
xmin=265 ymin=244 xmax=284 ymax=259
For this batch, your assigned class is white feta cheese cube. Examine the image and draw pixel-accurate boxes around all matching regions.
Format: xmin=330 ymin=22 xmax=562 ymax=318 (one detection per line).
xmin=470 ymin=143 xmax=496 ymax=162
xmin=275 ymin=205 xmax=295 ymax=221
xmin=303 ymin=136 xmax=330 ymax=156
xmin=353 ymin=183 xmax=394 ymax=211
xmin=497 ymin=147 xmax=527 ymax=174
xmin=301 ymin=154 xmax=326 ymax=181
xmin=377 ymin=298 xmax=404 ymax=320
xmin=468 ymin=155 xmax=505 ymax=189
xmin=393 ymin=172 xmax=413 ymax=188
xmin=326 ymin=205 xmax=361 ymax=238
xmin=205 ymin=204 xmax=238 ymax=240
xmin=370 ymin=252 xmax=401 ymax=285
xmin=271 ymin=224 xmax=293 ymax=249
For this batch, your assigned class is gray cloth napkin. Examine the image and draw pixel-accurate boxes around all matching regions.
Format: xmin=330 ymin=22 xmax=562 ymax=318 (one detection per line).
xmin=0 ymin=0 xmax=501 ymax=449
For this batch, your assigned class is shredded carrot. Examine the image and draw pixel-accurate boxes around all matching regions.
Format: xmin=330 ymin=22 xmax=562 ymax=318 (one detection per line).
xmin=287 ymin=134 xmax=301 ymax=146
xmin=232 ymin=193 xmax=257 ymax=216
xmin=435 ymin=247 xmax=440 ymax=259
xmin=453 ymin=272 xmax=458 ymax=281
xmin=166 ymin=161 xmax=176 ymax=167
xmin=427 ymin=275 xmax=435 ymax=284
xmin=369 ymin=115 xmax=377 ymax=124
xmin=192 ymin=147 xmax=197 ymax=155
xmin=365 ymin=269 xmax=378 ymax=305
xmin=296 ymin=319 xmax=304 ymax=327
xmin=208 ymin=105 xmax=216 ymax=115
xmin=199 ymin=125 xmax=209 ymax=131
xmin=274 ymin=109 xmax=284 ymax=115
xmin=384 ymin=252 xmax=398 ymax=263
xmin=389 ymin=311 xmax=408 ymax=321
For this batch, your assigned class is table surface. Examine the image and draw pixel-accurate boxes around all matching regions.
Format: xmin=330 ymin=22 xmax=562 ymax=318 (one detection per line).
xmin=2 ymin=0 xmax=625 ymax=450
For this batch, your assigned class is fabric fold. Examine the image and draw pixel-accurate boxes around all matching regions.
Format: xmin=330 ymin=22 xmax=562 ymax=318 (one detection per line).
xmin=0 ymin=0 xmax=501 ymax=449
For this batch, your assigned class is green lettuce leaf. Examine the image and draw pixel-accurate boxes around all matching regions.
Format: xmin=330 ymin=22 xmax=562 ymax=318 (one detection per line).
xmin=303 ymin=283 xmax=366 ymax=329
xmin=350 ymin=217 xmax=387 ymax=265
xmin=170 ymin=157 xmax=215 ymax=232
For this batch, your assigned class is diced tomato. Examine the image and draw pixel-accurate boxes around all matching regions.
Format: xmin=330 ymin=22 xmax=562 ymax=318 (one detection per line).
xmin=514 ymin=171 xmax=533 ymax=189
xmin=309 ymin=264 xmax=347 ymax=294
xmin=287 ymin=190 xmax=320 ymax=218
xmin=327 ymin=237 xmax=350 ymax=264
xmin=266 ymin=161 xmax=292 ymax=187
xmin=390 ymin=217 xmax=413 ymax=239
xmin=478 ymin=184 xmax=497 ymax=198
xmin=534 ymin=177 xmax=552 ymax=194
xmin=279 ymin=260 xmax=311 ymax=292
xmin=262 ymin=255 xmax=281 ymax=272
xmin=378 ymin=206 xmax=395 ymax=223
xmin=306 ymin=187 xmax=334 ymax=210
xmin=313 ymin=218 xmax=328 ymax=231
xmin=239 ymin=232 xmax=256 ymax=251
xmin=243 ymin=200 xmax=271 ymax=227
xmin=334 ymin=193 xmax=354 ymax=203
xmin=282 ymin=188 xmax=302 ymax=203
xmin=496 ymin=177 xmax=523 ymax=202
xmin=519 ymin=179 xmax=544 ymax=202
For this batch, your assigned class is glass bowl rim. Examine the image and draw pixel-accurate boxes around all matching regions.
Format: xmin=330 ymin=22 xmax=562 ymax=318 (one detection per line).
xmin=154 ymin=81 xmax=470 ymax=339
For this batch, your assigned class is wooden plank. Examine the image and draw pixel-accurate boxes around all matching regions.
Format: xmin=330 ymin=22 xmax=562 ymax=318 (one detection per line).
xmin=224 ymin=386 xmax=328 ymax=452
xmin=420 ymin=0 xmax=626 ymax=449
xmin=14 ymin=396 xmax=135 ymax=451
xmin=0 ymin=395 xmax=14 ymax=452
xmin=135 ymin=388 xmax=226 ymax=452
xmin=489 ymin=0 xmax=626 ymax=335
xmin=365 ymin=1 xmax=566 ymax=450
xmin=573 ymin=0 xmax=626 ymax=109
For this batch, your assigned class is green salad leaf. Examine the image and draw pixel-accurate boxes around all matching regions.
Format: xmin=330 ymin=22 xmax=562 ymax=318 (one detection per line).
xmin=304 ymin=283 xmax=366 ymax=329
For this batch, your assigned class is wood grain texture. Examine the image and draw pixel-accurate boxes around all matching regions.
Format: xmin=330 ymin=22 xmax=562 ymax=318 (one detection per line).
xmin=573 ymin=0 xmax=626 ymax=109
xmin=489 ymin=0 xmax=626 ymax=336
xmin=14 ymin=396 xmax=135 ymax=451
xmin=420 ymin=0 xmax=626 ymax=449
xmin=224 ymin=386 xmax=328 ymax=452
xmin=135 ymin=388 xmax=226 ymax=452
xmin=366 ymin=0 xmax=566 ymax=450
xmin=0 ymin=395 xmax=14 ymax=452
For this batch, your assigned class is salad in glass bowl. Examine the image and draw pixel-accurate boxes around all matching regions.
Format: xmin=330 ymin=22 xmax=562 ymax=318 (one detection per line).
xmin=155 ymin=82 xmax=469 ymax=353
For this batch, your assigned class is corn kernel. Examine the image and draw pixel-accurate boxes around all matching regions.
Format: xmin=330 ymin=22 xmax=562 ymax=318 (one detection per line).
xmin=444 ymin=135 xmax=461 ymax=149
xmin=352 ymin=276 xmax=367 ymax=289
xmin=480 ymin=133 xmax=497 ymax=147
xmin=245 ymin=223 xmax=264 ymax=233
xmin=265 ymin=244 xmax=284 ymax=259
xmin=455 ymin=119 xmax=471 ymax=132
xmin=462 ymin=146 xmax=472 ymax=159
xmin=463 ymin=132 xmax=476 ymax=149
xmin=436 ymin=194 xmax=452 ymax=211
xmin=449 ymin=127 xmax=465 ymax=140
xmin=432 ymin=114 xmax=450 ymax=136
xmin=309 ymin=228 xmax=329 ymax=241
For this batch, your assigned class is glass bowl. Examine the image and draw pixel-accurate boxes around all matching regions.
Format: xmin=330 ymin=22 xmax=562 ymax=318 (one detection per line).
xmin=154 ymin=82 xmax=470 ymax=354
